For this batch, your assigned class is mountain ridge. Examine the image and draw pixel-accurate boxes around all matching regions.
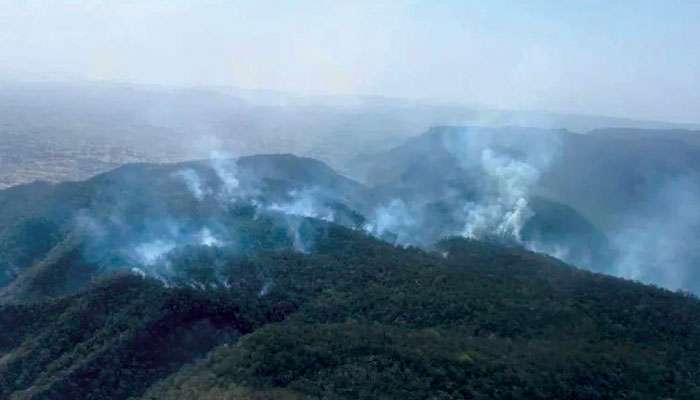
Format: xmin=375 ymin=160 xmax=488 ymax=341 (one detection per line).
xmin=0 ymin=149 xmax=698 ymax=398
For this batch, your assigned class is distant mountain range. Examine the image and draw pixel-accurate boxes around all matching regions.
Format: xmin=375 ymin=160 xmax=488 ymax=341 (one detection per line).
xmin=2 ymin=80 xmax=698 ymax=189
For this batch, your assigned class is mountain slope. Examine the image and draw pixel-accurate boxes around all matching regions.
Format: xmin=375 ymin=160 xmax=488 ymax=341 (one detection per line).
xmin=356 ymin=126 xmax=700 ymax=229
xmin=352 ymin=126 xmax=700 ymax=291
xmin=0 ymin=154 xmax=698 ymax=398
xmin=0 ymin=154 xmax=370 ymax=301
xmin=0 ymin=226 xmax=698 ymax=399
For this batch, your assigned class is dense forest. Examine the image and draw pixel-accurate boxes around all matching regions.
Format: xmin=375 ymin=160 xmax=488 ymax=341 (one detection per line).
xmin=3 ymin=1 xmax=699 ymax=398
xmin=0 ymin=150 xmax=698 ymax=399
xmin=0 ymin=221 xmax=699 ymax=399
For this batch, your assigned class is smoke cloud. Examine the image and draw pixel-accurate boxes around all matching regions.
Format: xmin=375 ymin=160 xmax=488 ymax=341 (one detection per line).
xmin=172 ymin=169 xmax=209 ymax=201
xmin=363 ymin=199 xmax=418 ymax=245
xmin=362 ymin=127 xmax=563 ymax=251
xmin=461 ymin=148 xmax=539 ymax=241
xmin=612 ymin=175 xmax=700 ymax=292
xmin=267 ymin=188 xmax=336 ymax=222
xmin=71 ymin=155 xmax=345 ymax=285
xmin=38 ymin=127 xmax=700 ymax=294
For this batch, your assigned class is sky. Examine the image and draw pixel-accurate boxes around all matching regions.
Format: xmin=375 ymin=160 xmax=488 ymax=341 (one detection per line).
xmin=0 ymin=0 xmax=699 ymax=123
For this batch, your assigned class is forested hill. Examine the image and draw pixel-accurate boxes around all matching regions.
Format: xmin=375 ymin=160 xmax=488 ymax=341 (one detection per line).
xmin=0 ymin=152 xmax=698 ymax=399
xmin=351 ymin=126 xmax=700 ymax=292
xmin=0 ymin=224 xmax=699 ymax=399
xmin=0 ymin=152 xmax=607 ymax=301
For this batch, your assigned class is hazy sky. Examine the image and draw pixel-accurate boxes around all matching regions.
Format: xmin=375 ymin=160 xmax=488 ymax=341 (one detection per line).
xmin=1 ymin=0 xmax=699 ymax=123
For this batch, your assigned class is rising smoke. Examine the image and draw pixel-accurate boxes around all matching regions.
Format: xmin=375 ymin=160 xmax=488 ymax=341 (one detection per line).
xmin=172 ymin=169 xmax=209 ymax=200
xmin=66 ymin=126 xmax=700 ymax=294
xmin=366 ymin=127 xmax=563 ymax=248
xmin=612 ymin=174 xmax=700 ymax=292
xmin=439 ymin=127 xmax=560 ymax=243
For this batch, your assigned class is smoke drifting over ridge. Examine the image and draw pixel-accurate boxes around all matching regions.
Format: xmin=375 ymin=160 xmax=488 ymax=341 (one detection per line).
xmin=137 ymin=125 xmax=663 ymax=291
xmin=446 ymin=128 xmax=561 ymax=242
xmin=70 ymin=152 xmax=367 ymax=286
xmin=6 ymin=121 xmax=699 ymax=294
xmin=362 ymin=127 xmax=565 ymax=251
xmin=356 ymin=125 xmax=700 ymax=293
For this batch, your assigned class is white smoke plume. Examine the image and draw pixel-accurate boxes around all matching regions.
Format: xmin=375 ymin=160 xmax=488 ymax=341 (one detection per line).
xmin=134 ymin=239 xmax=176 ymax=265
xmin=267 ymin=188 xmax=336 ymax=222
xmin=364 ymin=199 xmax=417 ymax=245
xmin=172 ymin=168 xmax=209 ymax=200
xmin=357 ymin=128 xmax=563 ymax=249
xmin=443 ymin=128 xmax=560 ymax=244
xmin=461 ymin=148 xmax=539 ymax=241
xmin=210 ymin=152 xmax=241 ymax=200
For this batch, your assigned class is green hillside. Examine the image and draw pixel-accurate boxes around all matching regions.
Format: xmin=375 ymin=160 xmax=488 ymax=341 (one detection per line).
xmin=0 ymin=152 xmax=698 ymax=399
xmin=0 ymin=224 xmax=697 ymax=399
